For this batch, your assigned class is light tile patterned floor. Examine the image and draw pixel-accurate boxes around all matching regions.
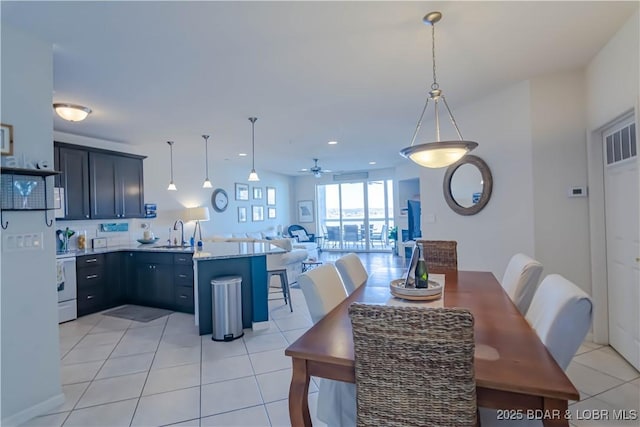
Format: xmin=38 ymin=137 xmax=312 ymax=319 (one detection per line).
xmin=21 ymin=252 xmax=640 ymax=427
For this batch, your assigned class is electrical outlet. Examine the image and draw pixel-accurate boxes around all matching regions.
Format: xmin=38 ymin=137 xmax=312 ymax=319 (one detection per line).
xmin=2 ymin=233 xmax=44 ymax=252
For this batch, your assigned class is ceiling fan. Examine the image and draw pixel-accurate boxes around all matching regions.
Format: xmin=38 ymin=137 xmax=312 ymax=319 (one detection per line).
xmin=300 ymin=158 xmax=330 ymax=178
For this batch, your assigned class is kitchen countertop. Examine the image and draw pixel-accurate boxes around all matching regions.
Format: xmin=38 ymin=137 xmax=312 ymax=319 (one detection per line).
xmin=56 ymin=241 xmax=284 ymax=259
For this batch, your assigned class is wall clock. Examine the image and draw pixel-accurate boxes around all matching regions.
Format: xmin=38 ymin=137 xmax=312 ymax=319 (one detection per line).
xmin=211 ymin=188 xmax=229 ymax=213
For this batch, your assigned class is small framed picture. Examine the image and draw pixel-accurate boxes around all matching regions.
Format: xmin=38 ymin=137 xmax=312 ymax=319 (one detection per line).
xmin=297 ymin=200 xmax=314 ymax=223
xmin=235 ymin=183 xmax=249 ymax=201
xmin=238 ymin=206 xmax=247 ymax=223
xmin=266 ymin=187 xmax=276 ymax=206
xmin=1 ymin=123 xmax=14 ymax=156
xmin=252 ymin=205 xmax=264 ymax=222
xmin=253 ymin=187 xmax=263 ymax=200
xmin=268 ymin=207 xmax=276 ymax=219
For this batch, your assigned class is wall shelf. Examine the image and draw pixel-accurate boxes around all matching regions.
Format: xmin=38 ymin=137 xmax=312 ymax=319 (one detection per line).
xmin=1 ymin=167 xmax=61 ymax=229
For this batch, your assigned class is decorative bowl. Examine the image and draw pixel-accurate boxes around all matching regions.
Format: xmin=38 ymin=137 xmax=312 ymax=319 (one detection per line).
xmin=390 ymin=278 xmax=443 ymax=300
xmin=137 ymin=237 xmax=160 ymax=244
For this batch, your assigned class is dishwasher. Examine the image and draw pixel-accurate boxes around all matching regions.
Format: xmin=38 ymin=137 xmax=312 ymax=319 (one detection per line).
xmin=56 ymin=253 xmax=77 ymax=323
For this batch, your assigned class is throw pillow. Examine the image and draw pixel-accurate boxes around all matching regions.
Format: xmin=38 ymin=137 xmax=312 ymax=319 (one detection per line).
xmin=269 ymin=238 xmax=293 ymax=252
xmin=292 ymin=229 xmax=310 ymax=242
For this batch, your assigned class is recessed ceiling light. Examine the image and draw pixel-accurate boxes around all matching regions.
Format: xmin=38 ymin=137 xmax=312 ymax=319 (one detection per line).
xmin=301 ymin=168 xmax=308 ymax=172
xmin=239 ymin=153 xmax=247 ymax=157
xmin=369 ymin=161 xmax=377 ymax=165
xmin=328 ymin=141 xmax=338 ymax=145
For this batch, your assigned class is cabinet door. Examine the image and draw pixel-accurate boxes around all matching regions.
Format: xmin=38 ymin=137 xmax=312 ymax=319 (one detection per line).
xmin=89 ymin=152 xmax=119 ymax=219
xmin=117 ymin=156 xmax=144 ymax=218
xmin=58 ymin=147 xmax=90 ymax=220
xmin=104 ymin=252 xmax=123 ymax=308
xmin=135 ymin=263 xmax=174 ymax=308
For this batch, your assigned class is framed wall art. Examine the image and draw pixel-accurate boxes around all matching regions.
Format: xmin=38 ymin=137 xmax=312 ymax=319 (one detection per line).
xmin=267 ymin=207 xmax=276 ymax=219
xmin=266 ymin=187 xmax=276 ymax=206
xmin=252 ymin=205 xmax=264 ymax=222
xmin=235 ymin=183 xmax=249 ymax=201
xmin=297 ymin=200 xmax=314 ymax=223
xmin=253 ymin=187 xmax=263 ymax=200
xmin=1 ymin=123 xmax=14 ymax=156
xmin=238 ymin=206 xmax=247 ymax=223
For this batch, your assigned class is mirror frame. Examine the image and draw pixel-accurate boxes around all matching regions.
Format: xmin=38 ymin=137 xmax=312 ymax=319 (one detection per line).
xmin=443 ymin=155 xmax=493 ymax=216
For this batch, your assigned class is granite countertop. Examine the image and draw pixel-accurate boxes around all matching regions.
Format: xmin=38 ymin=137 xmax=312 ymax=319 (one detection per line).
xmin=56 ymin=241 xmax=284 ymax=260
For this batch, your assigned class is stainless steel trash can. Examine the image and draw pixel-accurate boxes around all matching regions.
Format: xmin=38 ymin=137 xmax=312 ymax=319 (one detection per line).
xmin=211 ymin=275 xmax=244 ymax=341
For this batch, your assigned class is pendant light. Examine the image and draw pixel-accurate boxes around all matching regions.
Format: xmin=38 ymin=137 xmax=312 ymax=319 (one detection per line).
xmin=399 ymin=11 xmax=478 ymax=168
xmin=53 ymin=103 xmax=92 ymax=122
xmin=247 ymin=117 xmax=260 ymax=182
xmin=167 ymin=141 xmax=177 ymax=191
xmin=202 ymin=134 xmax=212 ymax=188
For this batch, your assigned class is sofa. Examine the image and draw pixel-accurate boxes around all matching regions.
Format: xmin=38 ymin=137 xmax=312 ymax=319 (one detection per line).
xmin=204 ymin=232 xmax=310 ymax=284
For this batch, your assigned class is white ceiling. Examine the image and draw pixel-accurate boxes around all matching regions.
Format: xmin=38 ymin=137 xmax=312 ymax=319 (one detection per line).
xmin=2 ymin=1 xmax=637 ymax=176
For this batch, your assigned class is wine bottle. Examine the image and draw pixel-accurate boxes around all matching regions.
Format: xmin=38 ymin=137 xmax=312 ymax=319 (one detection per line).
xmin=415 ymin=243 xmax=429 ymax=288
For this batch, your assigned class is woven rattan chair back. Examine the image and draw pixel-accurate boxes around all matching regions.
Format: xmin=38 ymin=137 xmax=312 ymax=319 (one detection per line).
xmin=417 ymin=240 xmax=458 ymax=270
xmin=349 ymin=304 xmax=476 ymax=427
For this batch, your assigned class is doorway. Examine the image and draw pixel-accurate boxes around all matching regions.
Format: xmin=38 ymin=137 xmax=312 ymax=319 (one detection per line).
xmin=603 ymin=116 xmax=639 ymax=370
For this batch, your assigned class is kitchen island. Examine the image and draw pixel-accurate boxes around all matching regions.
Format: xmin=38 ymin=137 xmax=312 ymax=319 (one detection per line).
xmin=193 ymin=241 xmax=284 ymax=335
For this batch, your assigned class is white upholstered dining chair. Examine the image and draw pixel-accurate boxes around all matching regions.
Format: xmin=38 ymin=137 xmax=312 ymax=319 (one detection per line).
xmin=480 ymin=274 xmax=593 ymax=427
xmin=335 ymin=253 xmax=368 ymax=295
xmin=297 ymin=264 xmax=356 ymax=426
xmin=501 ymin=253 xmax=543 ymax=314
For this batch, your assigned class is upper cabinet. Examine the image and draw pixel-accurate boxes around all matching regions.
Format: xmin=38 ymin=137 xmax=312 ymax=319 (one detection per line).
xmin=55 ymin=142 xmax=146 ymax=220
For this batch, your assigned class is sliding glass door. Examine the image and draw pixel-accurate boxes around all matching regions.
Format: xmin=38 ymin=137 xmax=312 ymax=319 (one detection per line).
xmin=317 ymin=179 xmax=394 ymax=252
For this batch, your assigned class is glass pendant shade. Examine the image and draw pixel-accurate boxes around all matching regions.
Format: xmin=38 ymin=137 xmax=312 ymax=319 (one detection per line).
xmin=248 ymin=169 xmax=260 ymax=182
xmin=399 ymin=11 xmax=478 ymax=169
xmin=53 ymin=103 xmax=92 ymax=122
xmin=400 ymin=141 xmax=477 ymax=168
xmin=202 ymin=179 xmax=212 ymax=188
xmin=167 ymin=182 xmax=177 ymax=191
xmin=247 ymin=117 xmax=260 ymax=181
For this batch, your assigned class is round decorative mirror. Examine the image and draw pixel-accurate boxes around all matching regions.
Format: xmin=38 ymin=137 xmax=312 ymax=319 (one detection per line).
xmin=443 ymin=155 xmax=492 ymax=215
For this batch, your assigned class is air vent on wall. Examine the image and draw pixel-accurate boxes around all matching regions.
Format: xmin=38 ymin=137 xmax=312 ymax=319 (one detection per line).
xmin=333 ymin=172 xmax=369 ymax=181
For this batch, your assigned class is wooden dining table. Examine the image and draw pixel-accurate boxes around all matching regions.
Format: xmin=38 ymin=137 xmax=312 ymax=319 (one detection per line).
xmin=285 ymin=268 xmax=579 ymax=427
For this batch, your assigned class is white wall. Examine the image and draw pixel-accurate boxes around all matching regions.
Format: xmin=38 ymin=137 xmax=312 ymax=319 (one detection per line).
xmin=418 ymin=81 xmax=535 ymax=278
xmin=53 ymin=132 xmax=294 ymax=243
xmin=1 ymin=26 xmax=64 ymax=425
xmin=530 ymin=70 xmax=591 ymax=294
xmin=585 ymin=10 xmax=639 ymax=343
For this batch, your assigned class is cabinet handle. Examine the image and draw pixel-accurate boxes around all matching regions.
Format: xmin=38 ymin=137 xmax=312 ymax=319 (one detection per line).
xmin=85 ymin=215 xmax=89 ymax=218
xmin=178 ymin=258 xmax=187 ymax=262
xmin=86 ymin=274 xmax=98 ymax=279
xmin=86 ymin=295 xmax=94 ymax=300
xmin=85 ymin=258 xmax=98 ymax=263
xmin=178 ymin=274 xmax=187 ymax=278
xmin=179 ymin=295 xmax=187 ymax=299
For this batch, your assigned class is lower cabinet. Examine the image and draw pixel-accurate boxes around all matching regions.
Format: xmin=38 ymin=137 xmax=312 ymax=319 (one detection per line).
xmin=77 ymin=251 xmax=195 ymax=317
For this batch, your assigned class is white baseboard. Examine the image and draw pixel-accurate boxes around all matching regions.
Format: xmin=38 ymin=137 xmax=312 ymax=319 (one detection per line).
xmin=1 ymin=393 xmax=65 ymax=427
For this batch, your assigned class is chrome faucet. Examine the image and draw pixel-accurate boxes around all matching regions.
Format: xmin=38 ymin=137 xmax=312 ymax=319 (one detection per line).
xmin=173 ymin=220 xmax=186 ymax=246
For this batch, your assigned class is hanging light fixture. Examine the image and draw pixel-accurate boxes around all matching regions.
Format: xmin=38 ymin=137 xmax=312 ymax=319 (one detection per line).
xmin=53 ymin=103 xmax=92 ymax=122
xmin=167 ymin=141 xmax=177 ymax=191
xmin=247 ymin=117 xmax=260 ymax=182
xmin=399 ymin=11 xmax=478 ymax=168
xmin=202 ymin=134 xmax=213 ymax=188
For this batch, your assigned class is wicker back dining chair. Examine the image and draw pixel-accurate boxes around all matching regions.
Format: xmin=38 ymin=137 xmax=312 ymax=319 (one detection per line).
xmin=416 ymin=240 xmax=458 ymax=270
xmin=349 ymin=304 xmax=477 ymax=427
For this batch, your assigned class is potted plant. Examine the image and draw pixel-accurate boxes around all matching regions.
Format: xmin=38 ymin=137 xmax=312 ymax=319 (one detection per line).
xmin=388 ymin=226 xmax=398 ymax=255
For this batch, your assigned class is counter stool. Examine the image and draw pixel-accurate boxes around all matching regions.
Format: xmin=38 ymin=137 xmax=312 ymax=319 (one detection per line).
xmin=267 ymin=269 xmax=293 ymax=312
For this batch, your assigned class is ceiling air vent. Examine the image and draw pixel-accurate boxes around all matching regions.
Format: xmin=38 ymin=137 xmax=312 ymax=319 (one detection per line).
xmin=333 ymin=172 xmax=369 ymax=181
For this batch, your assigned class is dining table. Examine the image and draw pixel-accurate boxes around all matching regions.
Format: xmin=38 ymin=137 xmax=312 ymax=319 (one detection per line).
xmin=285 ymin=268 xmax=580 ymax=427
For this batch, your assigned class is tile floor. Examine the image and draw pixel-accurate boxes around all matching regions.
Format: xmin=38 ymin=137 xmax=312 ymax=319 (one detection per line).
xmin=21 ymin=253 xmax=640 ymax=427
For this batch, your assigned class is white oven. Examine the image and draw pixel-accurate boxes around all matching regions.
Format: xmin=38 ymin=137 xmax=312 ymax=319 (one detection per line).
xmin=56 ymin=253 xmax=77 ymax=323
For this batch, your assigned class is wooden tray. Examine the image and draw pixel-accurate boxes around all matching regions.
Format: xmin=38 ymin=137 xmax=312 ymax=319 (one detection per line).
xmin=390 ymin=288 xmax=443 ymax=301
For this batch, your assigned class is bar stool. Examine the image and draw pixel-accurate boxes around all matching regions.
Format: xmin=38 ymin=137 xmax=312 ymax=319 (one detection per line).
xmin=267 ymin=269 xmax=293 ymax=312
